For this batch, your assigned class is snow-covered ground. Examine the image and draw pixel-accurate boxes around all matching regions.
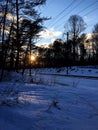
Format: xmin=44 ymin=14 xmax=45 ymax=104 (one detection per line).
xmin=0 ymin=66 xmax=98 ymax=130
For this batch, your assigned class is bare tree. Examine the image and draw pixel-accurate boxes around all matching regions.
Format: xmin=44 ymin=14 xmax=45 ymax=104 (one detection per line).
xmin=64 ymin=15 xmax=86 ymax=63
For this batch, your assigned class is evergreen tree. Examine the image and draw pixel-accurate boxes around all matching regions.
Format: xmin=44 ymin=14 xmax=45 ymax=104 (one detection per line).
xmin=0 ymin=0 xmax=46 ymax=81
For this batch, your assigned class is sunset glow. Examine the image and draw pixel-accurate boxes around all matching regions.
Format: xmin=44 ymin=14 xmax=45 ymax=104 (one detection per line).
xmin=30 ymin=55 xmax=36 ymax=62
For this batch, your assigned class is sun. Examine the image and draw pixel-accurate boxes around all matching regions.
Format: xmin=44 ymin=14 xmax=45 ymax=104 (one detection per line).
xmin=30 ymin=55 xmax=36 ymax=61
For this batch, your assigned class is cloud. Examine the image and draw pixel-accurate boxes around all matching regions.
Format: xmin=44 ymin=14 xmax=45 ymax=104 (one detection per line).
xmin=39 ymin=28 xmax=62 ymax=39
xmin=83 ymin=16 xmax=94 ymax=23
xmin=36 ymin=28 xmax=62 ymax=46
xmin=38 ymin=43 xmax=50 ymax=48
xmin=0 ymin=13 xmax=16 ymax=21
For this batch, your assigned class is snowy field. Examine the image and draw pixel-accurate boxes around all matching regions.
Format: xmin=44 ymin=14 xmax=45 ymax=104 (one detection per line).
xmin=0 ymin=66 xmax=98 ymax=130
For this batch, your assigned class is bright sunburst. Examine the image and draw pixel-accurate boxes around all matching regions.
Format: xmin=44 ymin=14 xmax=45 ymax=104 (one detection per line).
xmin=30 ymin=55 xmax=36 ymax=61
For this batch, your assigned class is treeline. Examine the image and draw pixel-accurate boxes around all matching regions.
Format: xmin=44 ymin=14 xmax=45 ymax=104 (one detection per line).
xmin=36 ymin=34 xmax=98 ymax=68
xmin=35 ymin=15 xmax=98 ymax=68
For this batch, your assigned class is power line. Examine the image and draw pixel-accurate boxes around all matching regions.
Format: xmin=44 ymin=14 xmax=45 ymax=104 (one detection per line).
xmin=58 ymin=7 xmax=98 ymax=34
xmin=83 ymin=7 xmax=98 ymax=17
xmin=77 ymin=0 xmax=98 ymax=15
xmin=51 ymin=1 xmax=98 ymax=31
xmin=38 ymin=1 xmax=98 ymax=44
xmin=47 ymin=0 xmax=76 ymax=26
xmin=52 ymin=0 xmax=75 ymax=20
xmin=49 ymin=0 xmax=83 ymax=28
xmin=58 ymin=7 xmax=98 ymax=32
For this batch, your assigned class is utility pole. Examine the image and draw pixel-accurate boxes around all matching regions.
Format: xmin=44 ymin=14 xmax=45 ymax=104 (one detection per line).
xmin=66 ymin=32 xmax=69 ymax=75
xmin=63 ymin=32 xmax=69 ymax=75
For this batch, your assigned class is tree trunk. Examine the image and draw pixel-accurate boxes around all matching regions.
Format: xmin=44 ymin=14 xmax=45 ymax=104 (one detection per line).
xmin=0 ymin=0 xmax=9 ymax=81
xmin=15 ymin=0 xmax=20 ymax=71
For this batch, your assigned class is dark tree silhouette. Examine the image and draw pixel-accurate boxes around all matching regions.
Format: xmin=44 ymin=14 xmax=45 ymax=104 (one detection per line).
xmin=52 ymin=39 xmax=64 ymax=67
xmin=64 ymin=15 xmax=86 ymax=63
xmin=78 ymin=34 xmax=87 ymax=63
xmin=0 ymin=0 xmax=9 ymax=81
xmin=92 ymin=23 xmax=98 ymax=62
xmin=0 ymin=0 xmax=46 ymax=81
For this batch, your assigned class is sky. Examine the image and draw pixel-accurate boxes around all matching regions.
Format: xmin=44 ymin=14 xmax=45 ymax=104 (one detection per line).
xmin=36 ymin=0 xmax=98 ymax=46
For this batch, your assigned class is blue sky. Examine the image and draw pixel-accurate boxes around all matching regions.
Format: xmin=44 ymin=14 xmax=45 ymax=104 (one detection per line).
xmin=37 ymin=0 xmax=98 ymax=46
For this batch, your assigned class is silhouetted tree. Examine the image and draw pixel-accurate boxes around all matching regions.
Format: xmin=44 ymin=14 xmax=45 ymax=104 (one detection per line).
xmin=12 ymin=0 xmax=46 ymax=70
xmin=52 ymin=39 xmax=64 ymax=67
xmin=78 ymin=34 xmax=86 ymax=63
xmin=0 ymin=0 xmax=9 ymax=81
xmin=64 ymin=15 xmax=86 ymax=63
xmin=92 ymin=23 xmax=98 ymax=62
xmin=0 ymin=0 xmax=46 ymax=81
